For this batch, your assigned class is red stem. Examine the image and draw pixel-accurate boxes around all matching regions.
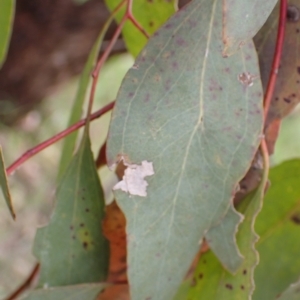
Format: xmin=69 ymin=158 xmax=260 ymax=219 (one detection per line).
xmin=6 ymin=102 xmax=114 ymax=176
xmin=263 ymin=0 xmax=287 ymax=119
xmin=5 ymin=263 xmax=40 ymax=300
xmin=92 ymin=15 xmax=128 ymax=77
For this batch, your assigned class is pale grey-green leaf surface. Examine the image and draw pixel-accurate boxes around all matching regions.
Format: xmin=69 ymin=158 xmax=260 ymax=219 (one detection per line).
xmin=0 ymin=0 xmax=15 ymax=68
xmin=223 ymin=0 xmax=277 ymax=55
xmin=106 ymin=0 xmax=263 ymax=299
xmin=22 ymin=283 xmax=107 ymax=300
xmin=188 ymin=157 xmax=268 ymax=299
xmin=205 ymin=204 xmax=244 ymax=273
xmin=0 ymin=146 xmax=15 ymax=219
xmin=276 ymin=279 xmax=300 ymax=300
xmin=34 ymin=135 xmax=109 ymax=287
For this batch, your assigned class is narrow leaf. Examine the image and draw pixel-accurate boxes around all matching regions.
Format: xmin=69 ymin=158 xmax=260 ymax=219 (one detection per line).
xmin=0 ymin=146 xmax=15 ymax=219
xmin=205 ymin=204 xmax=244 ymax=273
xmin=33 ymin=135 xmax=109 ymax=287
xmin=188 ymin=152 xmax=268 ymax=299
xmin=58 ymin=17 xmax=114 ymax=180
xmin=105 ymin=0 xmax=176 ymax=57
xmin=22 ymin=283 xmax=107 ymax=300
xmin=253 ymin=160 xmax=300 ymax=299
xmin=223 ymin=0 xmax=277 ymax=55
xmin=106 ymin=0 xmax=263 ymax=299
xmin=276 ymin=279 xmax=300 ymax=300
xmin=0 ymin=0 xmax=15 ymax=68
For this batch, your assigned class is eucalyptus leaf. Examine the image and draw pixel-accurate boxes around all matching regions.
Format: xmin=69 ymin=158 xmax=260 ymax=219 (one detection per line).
xmin=205 ymin=204 xmax=244 ymax=273
xmin=21 ymin=283 xmax=107 ymax=300
xmin=34 ymin=134 xmax=109 ymax=287
xmin=106 ymin=0 xmax=263 ymax=298
xmin=254 ymin=0 xmax=300 ymax=124
xmin=276 ymin=279 xmax=300 ymax=300
xmin=0 ymin=0 xmax=15 ymax=68
xmin=223 ymin=0 xmax=277 ymax=55
xmin=188 ymin=152 xmax=268 ymax=299
xmin=253 ymin=160 xmax=300 ymax=299
xmin=58 ymin=15 xmax=115 ymax=180
xmin=0 ymin=146 xmax=15 ymax=219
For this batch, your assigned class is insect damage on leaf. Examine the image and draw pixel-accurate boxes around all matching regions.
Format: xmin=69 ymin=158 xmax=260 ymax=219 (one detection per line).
xmin=113 ymin=158 xmax=154 ymax=197
xmin=238 ymin=72 xmax=257 ymax=87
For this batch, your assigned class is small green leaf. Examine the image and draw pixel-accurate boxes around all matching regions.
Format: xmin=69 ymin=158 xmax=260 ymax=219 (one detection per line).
xmin=188 ymin=156 xmax=268 ymax=299
xmin=223 ymin=0 xmax=277 ymax=55
xmin=0 ymin=146 xmax=15 ymax=219
xmin=276 ymin=279 xmax=300 ymax=300
xmin=0 ymin=0 xmax=15 ymax=68
xmin=106 ymin=0 xmax=263 ymax=299
xmin=57 ymin=16 xmax=115 ymax=180
xmin=253 ymin=160 xmax=300 ymax=299
xmin=34 ymin=134 xmax=109 ymax=287
xmin=105 ymin=0 xmax=176 ymax=57
xmin=22 ymin=283 xmax=107 ymax=300
xmin=205 ymin=204 xmax=244 ymax=273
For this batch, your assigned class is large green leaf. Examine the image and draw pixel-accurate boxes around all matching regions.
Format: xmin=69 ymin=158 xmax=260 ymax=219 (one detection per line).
xmin=276 ymin=279 xmax=300 ymax=300
xmin=106 ymin=0 xmax=263 ymax=298
xmin=105 ymin=0 xmax=176 ymax=57
xmin=223 ymin=0 xmax=277 ymax=55
xmin=253 ymin=160 xmax=300 ymax=299
xmin=57 ymin=15 xmax=115 ymax=180
xmin=22 ymin=283 xmax=107 ymax=300
xmin=0 ymin=146 xmax=15 ymax=219
xmin=187 ymin=150 xmax=268 ymax=299
xmin=254 ymin=0 xmax=300 ymax=124
xmin=0 ymin=0 xmax=15 ymax=68
xmin=33 ymin=134 xmax=109 ymax=287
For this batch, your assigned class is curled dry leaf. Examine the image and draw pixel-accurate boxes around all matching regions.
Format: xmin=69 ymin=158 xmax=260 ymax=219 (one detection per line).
xmin=102 ymin=201 xmax=127 ymax=283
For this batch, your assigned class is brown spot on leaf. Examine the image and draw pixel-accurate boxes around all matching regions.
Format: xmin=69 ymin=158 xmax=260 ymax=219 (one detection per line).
xmin=149 ymin=21 xmax=154 ymax=27
xmin=291 ymin=214 xmax=300 ymax=224
xmin=85 ymin=208 xmax=90 ymax=212
xmin=83 ymin=242 xmax=88 ymax=249
xmin=284 ymin=97 xmax=291 ymax=103
xmin=241 ymin=285 xmax=245 ymax=290
xmin=198 ymin=273 xmax=203 ymax=279
xmin=243 ymin=269 xmax=247 ymax=275
xmin=80 ymin=223 xmax=84 ymax=227
xmin=287 ymin=5 xmax=300 ymax=22
xmin=225 ymin=284 xmax=233 ymax=290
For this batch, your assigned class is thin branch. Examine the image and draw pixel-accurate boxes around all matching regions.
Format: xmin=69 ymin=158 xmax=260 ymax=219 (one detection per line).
xmin=92 ymin=14 xmax=128 ymax=77
xmin=5 ymin=263 xmax=40 ymax=300
xmin=263 ymin=0 xmax=287 ymax=120
xmin=85 ymin=0 xmax=126 ymax=128
xmin=127 ymin=0 xmax=150 ymax=41
xmin=6 ymin=102 xmax=114 ymax=176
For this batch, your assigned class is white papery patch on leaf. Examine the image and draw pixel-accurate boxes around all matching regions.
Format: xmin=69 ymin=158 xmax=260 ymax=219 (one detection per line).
xmin=113 ymin=160 xmax=154 ymax=197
